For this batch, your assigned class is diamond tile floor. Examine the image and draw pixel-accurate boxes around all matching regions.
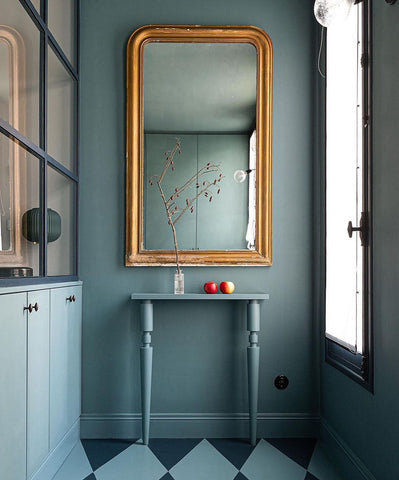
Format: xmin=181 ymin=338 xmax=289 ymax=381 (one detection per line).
xmin=52 ymin=438 xmax=346 ymax=480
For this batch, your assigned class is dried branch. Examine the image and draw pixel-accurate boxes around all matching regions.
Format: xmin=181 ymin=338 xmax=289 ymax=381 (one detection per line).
xmin=149 ymin=138 xmax=224 ymax=274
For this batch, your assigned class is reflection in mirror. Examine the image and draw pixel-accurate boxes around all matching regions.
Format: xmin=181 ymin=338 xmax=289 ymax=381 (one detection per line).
xmin=48 ymin=0 xmax=76 ymax=67
xmin=143 ymin=43 xmax=256 ymax=251
xmin=0 ymin=42 xmax=10 ymax=251
xmin=2 ymin=1 xmax=41 ymax=144
xmin=126 ymin=26 xmax=273 ymax=266
xmin=48 ymin=46 xmax=76 ymax=172
xmin=0 ymin=42 xmax=10 ymax=124
xmin=0 ymin=134 xmax=40 ymax=276
xmin=0 ymin=26 xmax=24 ymax=265
xmin=30 ymin=0 xmax=41 ymax=14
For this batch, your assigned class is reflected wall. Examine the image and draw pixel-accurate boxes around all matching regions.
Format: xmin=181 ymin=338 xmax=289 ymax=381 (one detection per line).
xmin=144 ymin=133 xmax=250 ymax=250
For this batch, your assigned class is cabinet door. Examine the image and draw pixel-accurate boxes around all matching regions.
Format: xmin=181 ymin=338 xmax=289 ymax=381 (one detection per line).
xmin=0 ymin=293 xmax=27 ymax=480
xmin=27 ymin=289 xmax=50 ymax=477
xmin=50 ymin=286 xmax=82 ymax=450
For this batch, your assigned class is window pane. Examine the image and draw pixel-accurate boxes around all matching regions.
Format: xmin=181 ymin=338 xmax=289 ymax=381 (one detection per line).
xmin=47 ymin=0 xmax=76 ymax=67
xmin=0 ymin=1 xmax=41 ymax=145
xmin=0 ymin=134 xmax=41 ymax=277
xmin=47 ymin=47 xmax=76 ymax=172
xmin=325 ymin=8 xmax=362 ymax=352
xmin=30 ymin=0 xmax=40 ymax=14
xmin=47 ymin=166 xmax=76 ymax=276
xmin=0 ymin=41 xmax=10 ymax=123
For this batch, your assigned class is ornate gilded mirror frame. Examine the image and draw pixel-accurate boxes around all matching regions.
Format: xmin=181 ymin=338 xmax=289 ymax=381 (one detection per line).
xmin=126 ymin=25 xmax=273 ymax=266
xmin=0 ymin=25 xmax=25 ymax=265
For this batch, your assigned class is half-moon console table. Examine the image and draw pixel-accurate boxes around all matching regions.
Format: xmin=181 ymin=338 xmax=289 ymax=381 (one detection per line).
xmin=130 ymin=293 xmax=269 ymax=446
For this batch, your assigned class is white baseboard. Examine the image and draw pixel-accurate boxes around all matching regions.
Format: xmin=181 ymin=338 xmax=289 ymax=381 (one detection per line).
xmin=321 ymin=420 xmax=376 ymax=480
xmin=29 ymin=420 xmax=80 ymax=480
xmin=80 ymin=412 xmax=320 ymax=439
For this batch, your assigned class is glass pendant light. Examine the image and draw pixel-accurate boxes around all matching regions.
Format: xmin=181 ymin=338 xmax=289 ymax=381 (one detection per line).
xmin=314 ymin=0 xmax=353 ymax=27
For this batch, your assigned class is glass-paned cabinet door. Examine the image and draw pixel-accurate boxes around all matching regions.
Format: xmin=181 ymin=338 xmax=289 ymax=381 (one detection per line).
xmin=47 ymin=46 xmax=76 ymax=172
xmin=47 ymin=165 xmax=76 ymax=276
xmin=0 ymin=134 xmax=41 ymax=277
xmin=48 ymin=0 xmax=77 ymax=67
xmin=0 ymin=2 xmax=41 ymax=145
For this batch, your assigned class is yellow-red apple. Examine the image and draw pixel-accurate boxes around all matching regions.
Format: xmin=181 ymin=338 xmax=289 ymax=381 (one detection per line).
xmin=219 ymin=281 xmax=235 ymax=294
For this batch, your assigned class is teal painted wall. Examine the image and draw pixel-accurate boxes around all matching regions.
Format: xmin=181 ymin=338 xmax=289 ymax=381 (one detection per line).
xmin=80 ymin=0 xmax=315 ymax=425
xmin=320 ymin=3 xmax=399 ymax=478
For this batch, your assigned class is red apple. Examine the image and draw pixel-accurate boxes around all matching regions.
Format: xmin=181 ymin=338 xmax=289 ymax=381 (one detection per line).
xmin=204 ymin=281 xmax=218 ymax=294
xmin=219 ymin=281 xmax=235 ymax=294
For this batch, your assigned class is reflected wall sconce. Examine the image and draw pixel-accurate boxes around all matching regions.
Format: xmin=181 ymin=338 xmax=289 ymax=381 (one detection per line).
xmin=22 ymin=208 xmax=61 ymax=244
xmin=233 ymin=169 xmax=255 ymax=183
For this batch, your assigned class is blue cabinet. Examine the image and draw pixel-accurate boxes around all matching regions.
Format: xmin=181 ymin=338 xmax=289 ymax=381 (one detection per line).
xmin=0 ymin=292 xmax=27 ymax=480
xmin=0 ymin=282 xmax=82 ymax=480
xmin=27 ymin=289 xmax=50 ymax=477
xmin=50 ymin=285 xmax=82 ymax=450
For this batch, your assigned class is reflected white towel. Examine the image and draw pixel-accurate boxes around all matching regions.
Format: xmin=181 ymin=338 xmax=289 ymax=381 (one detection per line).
xmin=246 ymin=131 xmax=256 ymax=250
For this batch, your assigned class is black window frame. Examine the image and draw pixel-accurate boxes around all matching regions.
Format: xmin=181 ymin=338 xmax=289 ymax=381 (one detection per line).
xmin=322 ymin=0 xmax=373 ymax=392
xmin=0 ymin=0 xmax=80 ymax=286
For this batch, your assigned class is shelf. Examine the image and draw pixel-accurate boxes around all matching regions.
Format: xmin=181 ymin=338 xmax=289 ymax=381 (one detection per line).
xmin=131 ymin=293 xmax=269 ymax=301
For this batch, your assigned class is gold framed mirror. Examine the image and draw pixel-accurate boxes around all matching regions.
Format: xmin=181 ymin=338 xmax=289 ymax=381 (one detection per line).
xmin=126 ymin=25 xmax=273 ymax=266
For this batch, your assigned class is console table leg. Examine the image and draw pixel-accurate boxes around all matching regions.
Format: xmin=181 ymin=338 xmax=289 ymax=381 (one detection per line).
xmin=140 ymin=300 xmax=153 ymax=445
xmin=247 ymin=300 xmax=260 ymax=446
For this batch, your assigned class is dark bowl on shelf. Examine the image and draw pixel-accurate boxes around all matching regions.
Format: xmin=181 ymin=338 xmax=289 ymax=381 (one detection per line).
xmin=0 ymin=267 xmax=34 ymax=278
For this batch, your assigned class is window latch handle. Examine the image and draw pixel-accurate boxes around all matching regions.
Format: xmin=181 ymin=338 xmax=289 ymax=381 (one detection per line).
xmin=347 ymin=212 xmax=369 ymax=247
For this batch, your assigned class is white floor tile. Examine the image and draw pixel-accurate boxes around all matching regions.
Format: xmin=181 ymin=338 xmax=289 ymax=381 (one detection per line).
xmin=94 ymin=442 xmax=167 ymax=480
xmin=169 ymin=439 xmax=238 ymax=480
xmin=52 ymin=442 xmax=93 ymax=480
xmin=240 ymin=439 xmax=307 ymax=480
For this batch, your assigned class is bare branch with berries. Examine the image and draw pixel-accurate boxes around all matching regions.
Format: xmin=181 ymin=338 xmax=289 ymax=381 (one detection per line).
xmin=148 ymin=138 xmax=224 ymax=273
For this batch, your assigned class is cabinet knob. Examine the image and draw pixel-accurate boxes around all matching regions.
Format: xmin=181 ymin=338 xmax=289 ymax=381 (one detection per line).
xmin=66 ymin=295 xmax=76 ymax=303
xmin=24 ymin=303 xmax=39 ymax=313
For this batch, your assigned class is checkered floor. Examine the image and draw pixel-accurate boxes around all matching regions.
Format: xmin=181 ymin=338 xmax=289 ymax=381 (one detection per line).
xmin=52 ymin=438 xmax=345 ymax=480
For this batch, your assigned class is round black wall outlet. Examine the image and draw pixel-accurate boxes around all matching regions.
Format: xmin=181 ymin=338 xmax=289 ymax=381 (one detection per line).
xmin=274 ymin=375 xmax=289 ymax=390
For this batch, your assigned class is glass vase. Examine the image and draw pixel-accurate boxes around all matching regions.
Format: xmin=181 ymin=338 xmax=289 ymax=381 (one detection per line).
xmin=174 ymin=271 xmax=184 ymax=294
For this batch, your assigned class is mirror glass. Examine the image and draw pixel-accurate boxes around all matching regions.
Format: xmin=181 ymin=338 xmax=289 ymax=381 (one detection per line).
xmin=126 ymin=26 xmax=273 ymax=266
xmin=0 ymin=41 xmax=11 ymax=252
xmin=0 ymin=42 xmax=10 ymax=124
xmin=1 ymin=17 xmax=40 ymax=271
xmin=0 ymin=26 xmax=24 ymax=261
xmin=143 ymin=42 xmax=256 ymax=251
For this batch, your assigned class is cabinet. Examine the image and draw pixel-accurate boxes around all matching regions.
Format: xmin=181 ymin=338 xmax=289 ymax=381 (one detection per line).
xmin=0 ymin=293 xmax=27 ymax=480
xmin=27 ymin=290 xmax=50 ymax=477
xmin=0 ymin=290 xmax=49 ymax=480
xmin=0 ymin=282 xmax=82 ymax=480
xmin=50 ymin=285 xmax=82 ymax=450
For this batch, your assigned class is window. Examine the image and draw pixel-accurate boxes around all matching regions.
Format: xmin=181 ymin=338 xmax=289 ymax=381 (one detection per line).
xmin=0 ymin=0 xmax=79 ymax=283
xmin=324 ymin=0 xmax=373 ymax=389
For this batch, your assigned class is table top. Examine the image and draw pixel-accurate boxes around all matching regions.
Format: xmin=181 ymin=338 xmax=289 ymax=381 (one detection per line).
xmin=131 ymin=293 xmax=269 ymax=301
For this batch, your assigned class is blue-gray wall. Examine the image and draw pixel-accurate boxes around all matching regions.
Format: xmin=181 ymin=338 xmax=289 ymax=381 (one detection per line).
xmin=320 ymin=2 xmax=399 ymax=478
xmin=79 ymin=0 xmax=315 ymax=435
